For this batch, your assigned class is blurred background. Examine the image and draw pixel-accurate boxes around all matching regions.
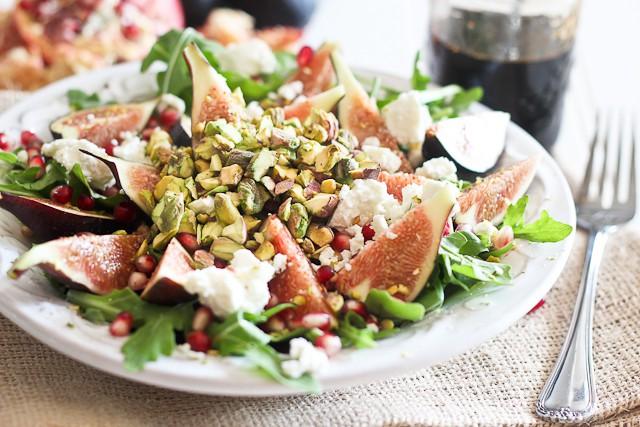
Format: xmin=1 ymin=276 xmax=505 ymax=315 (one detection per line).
xmin=0 ymin=0 xmax=638 ymax=183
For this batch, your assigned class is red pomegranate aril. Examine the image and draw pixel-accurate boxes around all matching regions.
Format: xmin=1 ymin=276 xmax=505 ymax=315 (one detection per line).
xmin=122 ymin=23 xmax=140 ymax=39
xmin=301 ymin=313 xmax=332 ymax=331
xmin=342 ymin=299 xmax=368 ymax=318
xmin=113 ymin=201 xmax=137 ymax=223
xmin=0 ymin=133 xmax=9 ymax=151
xmin=109 ymin=311 xmax=134 ymax=337
xmin=146 ymin=117 xmax=159 ymax=129
xmin=192 ymin=306 xmax=214 ymax=331
xmin=128 ymin=271 xmax=148 ymax=291
xmin=135 ymin=254 xmax=156 ymax=274
xmin=176 ymin=232 xmax=199 ymax=253
xmin=442 ymin=218 xmax=453 ymax=237
xmin=296 ymin=45 xmax=314 ymax=67
xmin=28 ymin=155 xmax=45 ymax=168
xmin=20 ymin=130 xmax=39 ymax=147
xmin=103 ymin=185 xmax=120 ymax=198
xmin=159 ymin=108 xmax=180 ymax=128
xmin=105 ymin=139 xmax=118 ymax=156
xmin=331 ymin=232 xmax=351 ymax=252
xmin=50 ymin=185 xmax=73 ymax=204
xmin=214 ymin=258 xmax=228 ymax=269
xmin=316 ymin=265 xmax=335 ymax=284
xmin=186 ymin=331 xmax=212 ymax=353
xmin=362 ymin=224 xmax=375 ymax=241
xmin=528 ymin=299 xmax=545 ymax=314
xmin=77 ymin=194 xmax=95 ymax=210
xmin=315 ymin=332 xmax=342 ymax=357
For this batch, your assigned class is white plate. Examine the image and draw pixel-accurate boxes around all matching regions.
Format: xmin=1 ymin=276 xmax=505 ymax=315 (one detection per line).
xmin=0 ymin=63 xmax=576 ymax=396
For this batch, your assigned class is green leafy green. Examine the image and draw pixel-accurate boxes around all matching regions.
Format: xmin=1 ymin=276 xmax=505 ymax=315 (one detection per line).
xmin=122 ymin=315 xmax=177 ymax=371
xmin=501 ymin=195 xmax=573 ymax=243
xmin=503 ymin=195 xmax=529 ymax=229
xmin=411 ymin=51 xmax=430 ymax=90
xmin=414 ymin=271 xmax=445 ymax=313
xmin=365 ymin=289 xmax=425 ymax=322
xmin=67 ymin=89 xmax=102 ymax=111
xmin=336 ymin=311 xmax=376 ymax=349
xmin=448 ymin=87 xmax=484 ymax=113
xmin=0 ymin=151 xmax=22 ymax=166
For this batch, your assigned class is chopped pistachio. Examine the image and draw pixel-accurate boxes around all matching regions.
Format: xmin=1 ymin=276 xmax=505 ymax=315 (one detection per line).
xmin=194 ymin=139 xmax=214 ymax=160
xmin=154 ymin=176 xmax=186 ymax=201
xmin=303 ymin=180 xmax=321 ymax=199
xmin=210 ymin=154 xmax=223 ymax=172
xmin=275 ymin=147 xmax=296 ymax=165
xmin=178 ymin=209 xmax=197 ymax=234
xmin=193 ymin=249 xmax=217 ymax=269
xmin=304 ymin=193 xmax=339 ymax=218
xmin=214 ymin=193 xmax=242 ymax=225
xmin=305 ymin=109 xmax=339 ymax=141
xmin=301 ymin=238 xmax=315 ymax=254
xmin=270 ymin=127 xmax=299 ymax=150
xmin=139 ymin=189 xmax=155 ymax=214
xmin=246 ymin=148 xmax=277 ymax=181
xmin=335 ymin=128 xmax=357 ymax=150
xmin=222 ymin=217 xmax=247 ymax=244
xmin=297 ymin=139 xmax=323 ymax=165
xmin=245 ymin=240 xmax=260 ymax=251
xmin=151 ymin=191 xmax=184 ymax=249
xmin=195 ymin=159 xmax=210 ymax=173
xmin=260 ymin=176 xmax=276 ymax=194
xmin=228 ymin=191 xmax=241 ymax=207
xmin=135 ymin=239 xmax=149 ymax=258
xmin=205 ymin=185 xmax=229 ymax=195
xmin=320 ymin=179 xmax=337 ymax=194
xmin=257 ymin=115 xmax=274 ymax=143
xmin=288 ymin=183 xmax=306 ymax=203
xmin=284 ymin=117 xmax=302 ymax=130
xmin=219 ymin=164 xmax=244 ymax=186
xmin=326 ymin=292 xmax=345 ymax=313
xmin=254 ymin=231 xmax=265 ymax=244
xmin=199 ymin=177 xmax=223 ymax=191
xmin=238 ymin=178 xmax=270 ymax=215
xmin=278 ymin=197 xmax=292 ymax=222
xmin=333 ymin=158 xmax=358 ymax=184
xmin=287 ymin=203 xmax=309 ymax=239
xmin=296 ymin=169 xmax=315 ymax=187
xmin=303 ymin=123 xmax=329 ymax=143
xmin=200 ymin=221 xmax=223 ymax=246
xmin=243 ymin=215 xmax=262 ymax=233
xmin=196 ymin=213 xmax=209 ymax=223
xmin=185 ymin=177 xmax=198 ymax=199
xmin=307 ymin=223 xmax=335 ymax=247
xmin=350 ymin=167 xmax=381 ymax=180
xmin=167 ymin=148 xmax=195 ymax=178
xmin=266 ymin=107 xmax=285 ymax=127
xmin=274 ymin=179 xmax=294 ymax=195
xmin=212 ymin=134 xmax=235 ymax=151
xmin=205 ymin=118 xmax=242 ymax=144
xmin=273 ymin=164 xmax=298 ymax=182
xmin=210 ymin=237 xmax=244 ymax=261
xmin=315 ymin=142 xmax=348 ymax=172
xmin=254 ymin=241 xmax=276 ymax=261
xmin=225 ymin=149 xmax=254 ymax=169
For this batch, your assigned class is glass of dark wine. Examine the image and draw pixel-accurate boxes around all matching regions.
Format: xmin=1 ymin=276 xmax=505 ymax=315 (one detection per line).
xmin=428 ymin=0 xmax=581 ymax=150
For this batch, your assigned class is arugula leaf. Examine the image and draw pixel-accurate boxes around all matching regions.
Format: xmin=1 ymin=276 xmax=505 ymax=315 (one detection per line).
xmin=0 ymin=151 xmax=22 ymax=166
xmin=7 ymin=161 xmax=66 ymax=191
xmin=411 ymin=51 xmax=430 ymax=90
xmin=503 ymin=195 xmax=528 ymax=229
xmin=513 ymin=210 xmax=573 ymax=243
xmin=336 ymin=311 xmax=376 ymax=349
xmin=243 ymin=344 xmax=320 ymax=393
xmin=449 ymin=87 xmax=483 ymax=113
xmin=122 ymin=315 xmax=176 ymax=371
xmin=415 ymin=271 xmax=445 ymax=313
xmin=0 ymin=184 xmax=41 ymax=197
xmin=67 ymin=89 xmax=102 ymax=111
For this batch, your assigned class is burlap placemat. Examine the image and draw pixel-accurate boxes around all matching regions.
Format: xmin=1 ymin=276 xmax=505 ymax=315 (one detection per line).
xmin=1 ymin=92 xmax=639 ymax=426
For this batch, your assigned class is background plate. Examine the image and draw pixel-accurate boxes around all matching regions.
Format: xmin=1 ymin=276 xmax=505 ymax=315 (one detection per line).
xmin=0 ymin=63 xmax=576 ymax=396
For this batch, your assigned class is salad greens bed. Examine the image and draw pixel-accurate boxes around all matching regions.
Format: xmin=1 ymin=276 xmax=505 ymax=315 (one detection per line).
xmin=0 ymin=28 xmax=573 ymax=392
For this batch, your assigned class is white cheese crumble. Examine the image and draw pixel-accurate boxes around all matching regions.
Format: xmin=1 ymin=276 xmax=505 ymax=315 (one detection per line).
xmin=281 ymin=338 xmax=329 ymax=379
xmin=328 ymin=179 xmax=402 ymax=229
xmin=381 ymin=91 xmax=432 ymax=146
xmin=318 ymin=246 xmax=337 ymax=266
xmin=245 ymin=101 xmax=264 ymax=121
xmin=347 ymin=224 xmax=365 ymax=255
xmin=182 ymin=249 xmax=273 ymax=317
xmin=41 ymin=139 xmax=115 ymax=190
xmin=277 ymin=80 xmax=304 ymax=101
xmin=415 ymin=157 xmax=458 ymax=181
xmin=362 ymin=145 xmax=402 ymax=173
xmin=362 ymin=136 xmax=380 ymax=147
xmin=112 ymin=132 xmax=150 ymax=164
xmin=217 ymin=39 xmax=277 ymax=77
xmin=371 ymin=214 xmax=389 ymax=239
xmin=272 ymin=253 xmax=288 ymax=274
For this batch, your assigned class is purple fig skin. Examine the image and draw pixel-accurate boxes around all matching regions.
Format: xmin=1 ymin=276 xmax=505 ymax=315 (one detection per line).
xmin=141 ymin=238 xmax=194 ymax=305
xmin=0 ymin=192 xmax=118 ymax=242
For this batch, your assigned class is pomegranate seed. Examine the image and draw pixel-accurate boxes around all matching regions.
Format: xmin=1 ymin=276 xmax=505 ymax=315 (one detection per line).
xmin=135 ymin=254 xmax=156 ymax=275
xmin=301 ymin=313 xmax=332 ymax=331
xmin=159 ymin=108 xmax=180 ymax=128
xmin=331 ymin=232 xmax=351 ymax=252
xmin=109 ymin=311 xmax=133 ymax=337
xmin=76 ymin=194 xmax=95 ymax=210
xmin=213 ymin=258 xmax=227 ymax=269
xmin=105 ymin=139 xmax=118 ymax=156
xmin=176 ymin=232 xmax=199 ymax=253
xmin=147 ymin=117 xmax=159 ymax=129
xmin=122 ymin=23 xmax=140 ymax=39
xmin=528 ymin=299 xmax=545 ymax=314
xmin=186 ymin=331 xmax=211 ymax=353
xmin=27 ymin=148 xmax=40 ymax=158
xmin=0 ymin=133 xmax=9 ymax=151
xmin=362 ymin=224 xmax=375 ymax=241
xmin=113 ymin=201 xmax=137 ymax=223
xmin=28 ymin=155 xmax=44 ymax=168
xmin=128 ymin=271 xmax=148 ymax=291
xmin=315 ymin=332 xmax=342 ymax=357
xmin=342 ymin=300 xmax=368 ymax=318
xmin=20 ymin=130 xmax=39 ymax=147
xmin=18 ymin=0 xmax=36 ymax=12
xmin=316 ymin=265 xmax=335 ymax=284
xmin=191 ymin=306 xmax=214 ymax=331
xmin=103 ymin=185 xmax=120 ymax=198
xmin=296 ymin=45 xmax=314 ymax=67
xmin=442 ymin=218 xmax=453 ymax=237
xmin=50 ymin=185 xmax=73 ymax=204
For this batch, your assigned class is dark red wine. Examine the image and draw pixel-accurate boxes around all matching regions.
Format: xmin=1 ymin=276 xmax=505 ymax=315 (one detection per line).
xmin=428 ymin=7 xmax=578 ymax=149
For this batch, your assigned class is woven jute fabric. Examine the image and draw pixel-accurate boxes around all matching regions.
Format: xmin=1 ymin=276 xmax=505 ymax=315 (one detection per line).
xmin=1 ymin=93 xmax=639 ymax=426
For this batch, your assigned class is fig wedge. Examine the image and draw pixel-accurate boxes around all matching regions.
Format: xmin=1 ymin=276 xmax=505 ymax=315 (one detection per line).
xmin=183 ymin=42 xmax=242 ymax=143
xmin=331 ymin=51 xmax=412 ymax=173
xmin=290 ymin=42 xmax=337 ymax=96
xmin=141 ymin=238 xmax=194 ymax=305
xmin=0 ymin=192 xmax=119 ymax=242
xmin=283 ymin=85 xmax=345 ymax=121
xmin=9 ymin=233 xmax=144 ymax=295
xmin=50 ymin=102 xmax=156 ymax=148
xmin=80 ymin=149 xmax=159 ymax=215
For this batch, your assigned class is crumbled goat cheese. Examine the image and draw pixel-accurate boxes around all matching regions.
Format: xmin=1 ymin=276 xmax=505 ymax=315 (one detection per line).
xmin=362 ymin=136 xmax=380 ymax=147
xmin=245 ymin=101 xmax=264 ymax=121
xmin=382 ymin=91 xmax=432 ymax=146
xmin=362 ymin=145 xmax=401 ymax=173
xmin=347 ymin=224 xmax=366 ymax=255
xmin=319 ymin=247 xmax=337 ymax=266
xmin=328 ymin=179 xmax=402 ymax=228
xmin=175 ymin=343 xmax=207 ymax=362
xmin=113 ymin=132 xmax=150 ymax=164
xmin=158 ymin=93 xmax=186 ymax=115
xmin=371 ymin=214 xmax=389 ymax=239
xmin=473 ymin=220 xmax=499 ymax=238
xmin=188 ymin=196 xmax=216 ymax=215
xmin=282 ymin=338 xmax=329 ymax=379
xmin=277 ymin=80 xmax=304 ymax=101
xmin=272 ymin=253 xmax=288 ymax=274
xmin=416 ymin=157 xmax=458 ymax=181
xmin=183 ymin=249 xmax=273 ymax=317
xmin=217 ymin=39 xmax=277 ymax=76
xmin=41 ymin=139 xmax=115 ymax=190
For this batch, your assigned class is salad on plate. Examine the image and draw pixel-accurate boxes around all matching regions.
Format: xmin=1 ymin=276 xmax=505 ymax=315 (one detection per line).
xmin=0 ymin=29 xmax=572 ymax=392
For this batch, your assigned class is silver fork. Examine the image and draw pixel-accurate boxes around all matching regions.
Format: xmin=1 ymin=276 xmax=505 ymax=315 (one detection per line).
xmin=536 ymin=111 xmax=637 ymax=422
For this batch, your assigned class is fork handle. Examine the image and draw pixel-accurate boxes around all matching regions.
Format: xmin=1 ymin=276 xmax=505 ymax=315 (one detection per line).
xmin=536 ymin=230 xmax=607 ymax=422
